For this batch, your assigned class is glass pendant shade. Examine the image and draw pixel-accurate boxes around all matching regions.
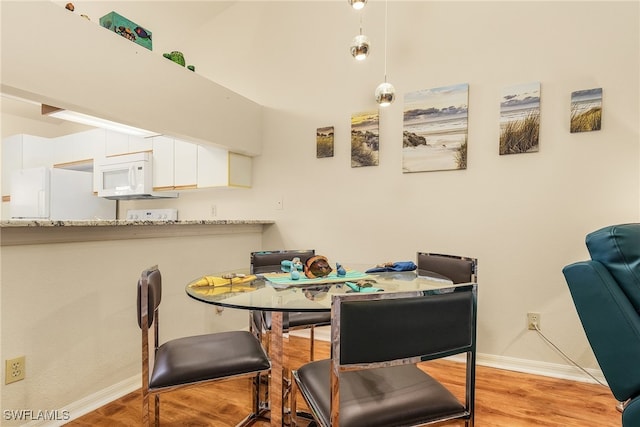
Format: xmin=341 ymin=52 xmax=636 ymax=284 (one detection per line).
xmin=348 ymin=0 xmax=367 ymax=10
xmin=350 ymin=34 xmax=370 ymax=61
xmin=375 ymin=81 xmax=396 ymax=106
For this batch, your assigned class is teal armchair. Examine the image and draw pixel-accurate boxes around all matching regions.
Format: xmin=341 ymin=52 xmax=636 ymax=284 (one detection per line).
xmin=562 ymin=223 xmax=640 ymax=426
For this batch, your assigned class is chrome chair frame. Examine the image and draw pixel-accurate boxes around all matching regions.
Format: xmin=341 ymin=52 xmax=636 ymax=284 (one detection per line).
xmin=138 ymin=265 xmax=271 ymax=427
xmin=250 ymin=249 xmax=331 ymax=361
xmin=291 ymin=284 xmax=478 ymax=427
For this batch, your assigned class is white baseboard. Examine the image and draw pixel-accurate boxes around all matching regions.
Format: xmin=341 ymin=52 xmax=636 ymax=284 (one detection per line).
xmin=23 ymin=375 xmax=141 ymax=427
xmin=291 ymin=326 xmax=607 ymax=385
xmin=51 ymin=329 xmax=606 ymax=425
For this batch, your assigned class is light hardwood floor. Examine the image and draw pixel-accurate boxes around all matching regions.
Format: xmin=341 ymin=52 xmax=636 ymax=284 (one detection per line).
xmin=65 ymin=336 xmax=620 ymax=427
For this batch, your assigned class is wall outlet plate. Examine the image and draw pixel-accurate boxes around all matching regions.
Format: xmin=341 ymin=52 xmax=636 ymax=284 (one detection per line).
xmin=5 ymin=356 xmax=25 ymax=384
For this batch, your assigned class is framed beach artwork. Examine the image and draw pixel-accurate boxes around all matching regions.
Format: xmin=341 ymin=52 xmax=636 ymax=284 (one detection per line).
xmin=316 ymin=126 xmax=334 ymax=158
xmin=570 ymin=88 xmax=602 ymax=133
xmin=351 ymin=111 xmax=379 ymax=167
xmin=499 ymin=82 xmax=540 ymax=155
xmin=402 ymin=83 xmax=469 ymax=173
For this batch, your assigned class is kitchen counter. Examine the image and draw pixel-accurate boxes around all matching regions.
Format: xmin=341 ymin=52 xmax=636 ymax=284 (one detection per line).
xmin=0 ymin=219 xmax=275 ymax=245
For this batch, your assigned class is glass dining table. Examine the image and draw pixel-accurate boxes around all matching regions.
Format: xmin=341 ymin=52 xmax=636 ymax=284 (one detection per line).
xmin=185 ymin=266 xmax=458 ymax=427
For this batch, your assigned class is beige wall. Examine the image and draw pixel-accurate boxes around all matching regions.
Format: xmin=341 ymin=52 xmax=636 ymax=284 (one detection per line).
xmin=155 ymin=0 xmax=640 ymax=368
xmin=1 ymin=0 xmax=639 ymax=422
xmin=0 ymin=226 xmax=265 ymax=421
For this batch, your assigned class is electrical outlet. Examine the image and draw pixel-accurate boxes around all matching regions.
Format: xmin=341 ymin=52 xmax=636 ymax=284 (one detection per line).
xmin=527 ymin=312 xmax=541 ymax=330
xmin=275 ymin=197 xmax=284 ymax=210
xmin=210 ymin=204 xmax=217 ymax=217
xmin=5 ymin=356 xmax=25 ymax=384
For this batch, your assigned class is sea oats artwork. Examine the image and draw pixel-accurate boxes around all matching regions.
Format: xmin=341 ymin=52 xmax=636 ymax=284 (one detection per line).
xmin=570 ymin=88 xmax=602 ymax=133
xmin=499 ymin=82 xmax=541 ymax=155
xmin=351 ymin=111 xmax=379 ymax=167
xmin=316 ymin=126 xmax=334 ymax=158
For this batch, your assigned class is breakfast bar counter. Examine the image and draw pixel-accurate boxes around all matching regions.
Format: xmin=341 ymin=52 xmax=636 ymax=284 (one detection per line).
xmin=0 ymin=219 xmax=275 ymax=246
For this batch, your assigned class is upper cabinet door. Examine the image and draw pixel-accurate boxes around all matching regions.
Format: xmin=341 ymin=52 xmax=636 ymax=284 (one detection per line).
xmin=197 ymin=145 xmax=228 ymax=188
xmin=105 ymin=130 xmax=129 ymax=156
xmin=173 ymin=139 xmax=197 ymax=189
xmin=228 ymin=153 xmax=252 ymax=188
xmin=152 ymin=136 xmax=175 ymax=190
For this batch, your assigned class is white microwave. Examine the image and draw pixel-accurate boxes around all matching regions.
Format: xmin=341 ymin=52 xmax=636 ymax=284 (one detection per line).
xmin=95 ymin=152 xmax=178 ymax=200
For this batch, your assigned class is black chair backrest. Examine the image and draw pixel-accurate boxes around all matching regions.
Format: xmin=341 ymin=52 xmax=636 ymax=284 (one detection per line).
xmin=417 ymin=252 xmax=477 ymax=284
xmin=137 ymin=267 xmax=162 ymax=329
xmin=334 ymin=285 xmax=477 ymax=366
xmin=250 ymin=249 xmax=315 ymax=274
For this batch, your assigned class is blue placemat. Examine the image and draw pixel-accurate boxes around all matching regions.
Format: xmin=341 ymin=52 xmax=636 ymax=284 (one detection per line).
xmin=262 ymin=270 xmax=371 ymax=287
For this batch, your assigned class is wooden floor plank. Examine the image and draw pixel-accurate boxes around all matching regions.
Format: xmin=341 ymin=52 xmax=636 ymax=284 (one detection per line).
xmin=65 ymin=336 xmax=620 ymax=426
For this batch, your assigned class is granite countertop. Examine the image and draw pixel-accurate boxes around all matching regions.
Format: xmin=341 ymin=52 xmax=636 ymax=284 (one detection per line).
xmin=0 ymin=219 xmax=275 ymax=228
xmin=1 ymin=219 xmax=276 ymax=245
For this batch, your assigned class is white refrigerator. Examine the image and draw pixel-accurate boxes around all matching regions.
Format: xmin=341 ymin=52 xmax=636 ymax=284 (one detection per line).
xmin=10 ymin=167 xmax=116 ymax=220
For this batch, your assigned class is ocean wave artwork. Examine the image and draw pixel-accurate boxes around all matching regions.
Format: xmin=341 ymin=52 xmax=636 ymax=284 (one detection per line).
xmin=402 ymin=83 xmax=469 ymax=173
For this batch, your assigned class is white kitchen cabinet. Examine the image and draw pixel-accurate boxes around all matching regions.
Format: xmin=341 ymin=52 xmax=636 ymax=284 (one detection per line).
xmin=104 ymin=130 xmax=153 ymax=157
xmin=52 ymin=129 xmax=106 ymax=169
xmin=104 ymin=130 xmax=130 ymax=156
xmin=197 ymin=145 xmax=228 ymax=188
xmin=128 ymin=135 xmax=153 ymax=153
xmin=228 ymin=153 xmax=252 ymax=188
xmin=197 ymin=146 xmax=252 ymax=188
xmin=151 ymin=136 xmax=175 ymax=190
xmin=173 ymin=139 xmax=198 ymax=189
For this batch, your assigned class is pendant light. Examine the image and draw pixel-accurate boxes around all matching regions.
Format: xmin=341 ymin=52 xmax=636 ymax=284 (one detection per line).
xmin=375 ymin=0 xmax=395 ymax=106
xmin=350 ymin=16 xmax=370 ymax=61
xmin=348 ymin=0 xmax=367 ymax=10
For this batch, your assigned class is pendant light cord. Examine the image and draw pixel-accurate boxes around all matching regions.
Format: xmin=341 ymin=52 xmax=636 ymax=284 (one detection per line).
xmin=383 ymin=0 xmax=388 ymax=82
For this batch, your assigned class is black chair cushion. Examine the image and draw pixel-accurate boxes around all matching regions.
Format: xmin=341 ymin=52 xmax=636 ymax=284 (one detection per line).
xmin=296 ymin=359 xmax=466 ymax=427
xmin=149 ymin=331 xmax=270 ymax=389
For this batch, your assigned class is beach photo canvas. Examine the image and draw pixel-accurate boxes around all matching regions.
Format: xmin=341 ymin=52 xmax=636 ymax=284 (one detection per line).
xmin=402 ymin=83 xmax=469 ymax=173
xmin=570 ymin=88 xmax=602 ymax=133
xmin=351 ymin=111 xmax=379 ymax=167
xmin=316 ymin=126 xmax=334 ymax=158
xmin=500 ymin=82 xmax=540 ymax=155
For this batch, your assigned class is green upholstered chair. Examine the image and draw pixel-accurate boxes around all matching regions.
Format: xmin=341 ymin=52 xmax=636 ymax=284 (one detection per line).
xmin=562 ymin=223 xmax=640 ymax=427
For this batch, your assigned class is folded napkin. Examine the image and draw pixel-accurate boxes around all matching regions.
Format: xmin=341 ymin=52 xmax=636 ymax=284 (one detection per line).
xmin=189 ymin=274 xmax=257 ymax=287
xmin=191 ymin=284 xmax=256 ymax=296
xmin=365 ymin=261 xmax=417 ymax=273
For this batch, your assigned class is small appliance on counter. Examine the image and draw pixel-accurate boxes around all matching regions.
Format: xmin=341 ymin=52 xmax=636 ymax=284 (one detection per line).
xmin=126 ymin=209 xmax=178 ymax=221
xmin=10 ymin=167 xmax=116 ymax=220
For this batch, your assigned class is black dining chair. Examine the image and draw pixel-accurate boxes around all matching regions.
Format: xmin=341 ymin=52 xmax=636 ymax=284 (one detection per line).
xmin=250 ymin=249 xmax=332 ymax=361
xmin=291 ymin=284 xmax=478 ymax=427
xmin=417 ymin=251 xmax=478 ymax=284
xmin=137 ymin=265 xmax=271 ymax=426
